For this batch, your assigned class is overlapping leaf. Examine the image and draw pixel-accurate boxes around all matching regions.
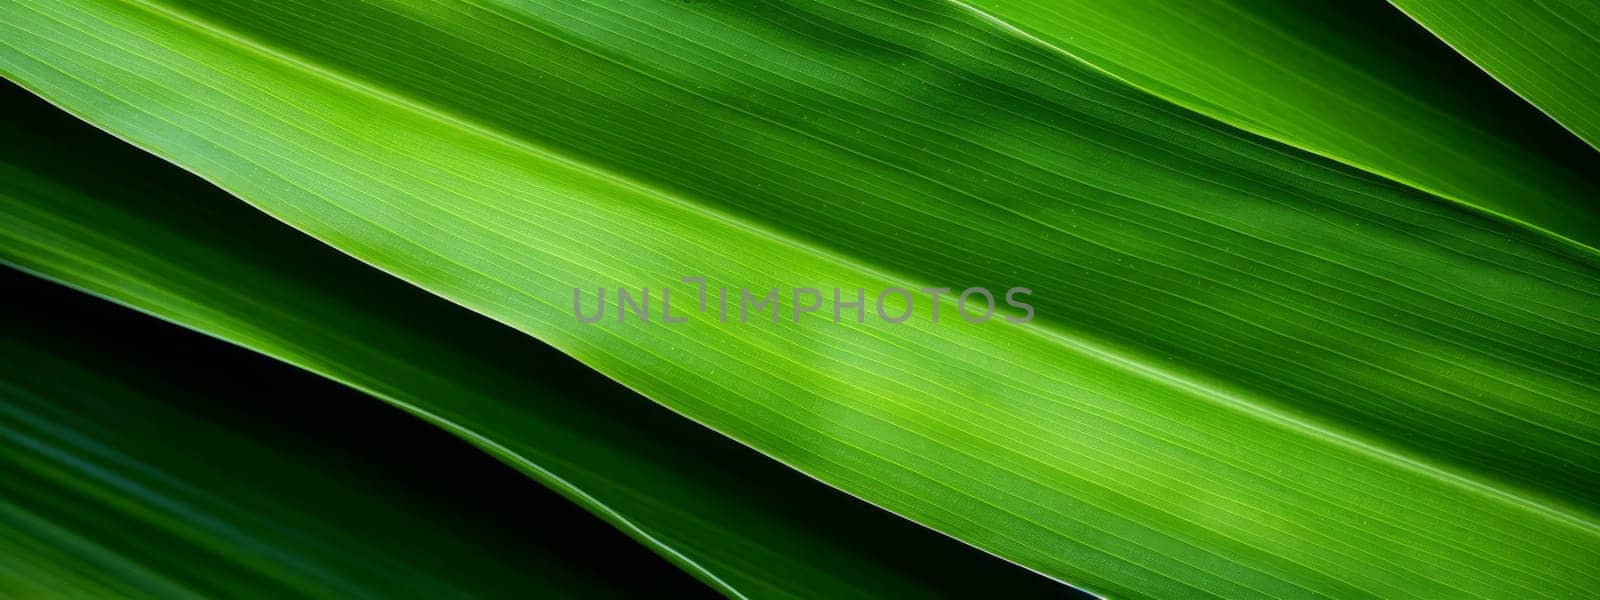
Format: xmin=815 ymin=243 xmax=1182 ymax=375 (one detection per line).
xmin=0 ymin=83 xmax=1069 ymax=599
xmin=2 ymin=0 xmax=1598 ymax=597
xmin=1388 ymin=0 xmax=1600 ymax=151
xmin=0 ymin=272 xmax=698 ymax=598
xmin=959 ymin=0 xmax=1600 ymax=249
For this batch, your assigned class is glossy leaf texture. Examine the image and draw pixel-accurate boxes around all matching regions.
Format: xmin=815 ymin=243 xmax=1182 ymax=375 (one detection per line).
xmin=0 ymin=269 xmax=707 ymax=598
xmin=1389 ymin=0 xmax=1600 ymax=151
xmin=962 ymin=0 xmax=1600 ymax=248
xmin=0 ymin=82 xmax=1073 ymax=599
xmin=3 ymin=0 xmax=1598 ymax=597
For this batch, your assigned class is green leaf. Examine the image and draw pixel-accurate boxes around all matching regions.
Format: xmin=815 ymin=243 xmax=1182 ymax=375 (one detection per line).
xmin=4 ymin=1 xmax=1598 ymax=597
xmin=958 ymin=0 xmax=1600 ymax=249
xmin=1388 ymin=0 xmax=1600 ymax=151
xmin=0 ymin=86 xmax=1069 ymax=599
xmin=0 ymin=82 xmax=1072 ymax=599
xmin=0 ymin=271 xmax=706 ymax=598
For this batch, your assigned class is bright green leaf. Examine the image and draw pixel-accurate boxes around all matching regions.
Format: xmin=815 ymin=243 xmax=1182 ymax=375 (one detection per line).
xmin=3 ymin=1 xmax=1598 ymax=597
xmin=0 ymin=82 xmax=1073 ymax=599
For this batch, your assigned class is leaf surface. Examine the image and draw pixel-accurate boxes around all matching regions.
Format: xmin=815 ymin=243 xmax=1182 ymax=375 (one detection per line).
xmin=960 ymin=0 xmax=1600 ymax=248
xmin=0 ymin=82 xmax=1070 ymax=599
xmin=3 ymin=1 xmax=1599 ymax=597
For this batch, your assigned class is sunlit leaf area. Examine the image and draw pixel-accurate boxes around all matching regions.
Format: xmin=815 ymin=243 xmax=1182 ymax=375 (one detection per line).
xmin=3 ymin=1 xmax=1597 ymax=598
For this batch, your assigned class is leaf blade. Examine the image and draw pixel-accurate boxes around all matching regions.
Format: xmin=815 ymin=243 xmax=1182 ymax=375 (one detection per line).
xmin=1390 ymin=0 xmax=1600 ymax=150
xmin=0 ymin=81 xmax=1073 ymax=599
xmin=4 ymin=0 xmax=1598 ymax=596
xmin=958 ymin=0 xmax=1600 ymax=250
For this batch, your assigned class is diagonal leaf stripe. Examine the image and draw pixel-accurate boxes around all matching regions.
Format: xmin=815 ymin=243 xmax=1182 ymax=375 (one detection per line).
xmin=960 ymin=0 xmax=1600 ymax=250
xmin=3 ymin=0 xmax=1598 ymax=597
xmin=0 ymin=80 xmax=1073 ymax=599
xmin=0 ymin=270 xmax=703 ymax=598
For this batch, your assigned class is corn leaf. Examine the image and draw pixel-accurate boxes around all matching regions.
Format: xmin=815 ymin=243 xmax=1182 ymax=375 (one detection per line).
xmin=0 ymin=82 xmax=1070 ymax=599
xmin=3 ymin=0 xmax=1598 ymax=597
